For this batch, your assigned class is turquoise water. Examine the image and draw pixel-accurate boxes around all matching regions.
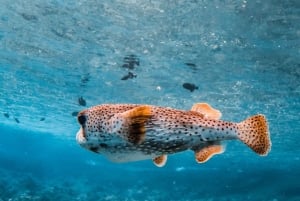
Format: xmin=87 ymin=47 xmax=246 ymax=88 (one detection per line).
xmin=0 ymin=0 xmax=299 ymax=200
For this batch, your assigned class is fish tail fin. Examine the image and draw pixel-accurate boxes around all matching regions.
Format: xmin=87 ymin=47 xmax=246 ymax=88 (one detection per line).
xmin=237 ymin=114 xmax=271 ymax=156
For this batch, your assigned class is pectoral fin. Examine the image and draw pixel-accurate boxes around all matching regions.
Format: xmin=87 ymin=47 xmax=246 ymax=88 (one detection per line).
xmin=153 ymin=155 xmax=167 ymax=167
xmin=191 ymin=103 xmax=222 ymax=120
xmin=119 ymin=105 xmax=152 ymax=144
xmin=194 ymin=143 xmax=225 ymax=163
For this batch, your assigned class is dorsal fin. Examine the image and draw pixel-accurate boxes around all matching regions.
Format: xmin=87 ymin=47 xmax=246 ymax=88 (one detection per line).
xmin=194 ymin=143 xmax=225 ymax=163
xmin=191 ymin=103 xmax=222 ymax=120
xmin=153 ymin=155 xmax=167 ymax=167
xmin=120 ymin=105 xmax=152 ymax=144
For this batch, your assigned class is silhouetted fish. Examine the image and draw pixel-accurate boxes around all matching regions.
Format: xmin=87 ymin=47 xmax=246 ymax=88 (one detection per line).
xmin=72 ymin=111 xmax=79 ymax=116
xmin=21 ymin=13 xmax=38 ymax=21
xmin=14 ymin=118 xmax=20 ymax=123
xmin=122 ymin=55 xmax=139 ymax=70
xmin=4 ymin=113 xmax=9 ymax=118
xmin=121 ymin=72 xmax=137 ymax=80
xmin=185 ymin=63 xmax=196 ymax=67
xmin=80 ymin=73 xmax=90 ymax=86
xmin=185 ymin=63 xmax=197 ymax=72
xmin=78 ymin=97 xmax=86 ymax=106
xmin=40 ymin=117 xmax=45 ymax=121
xmin=76 ymin=103 xmax=271 ymax=167
xmin=183 ymin=83 xmax=198 ymax=92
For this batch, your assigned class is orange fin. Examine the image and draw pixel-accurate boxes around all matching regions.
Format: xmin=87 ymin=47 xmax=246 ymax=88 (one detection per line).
xmin=120 ymin=105 xmax=152 ymax=144
xmin=153 ymin=155 xmax=167 ymax=167
xmin=237 ymin=114 xmax=271 ymax=156
xmin=195 ymin=143 xmax=225 ymax=163
xmin=191 ymin=103 xmax=222 ymax=120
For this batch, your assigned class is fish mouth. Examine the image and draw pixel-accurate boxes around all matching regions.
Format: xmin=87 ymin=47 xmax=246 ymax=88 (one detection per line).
xmin=76 ymin=127 xmax=87 ymax=145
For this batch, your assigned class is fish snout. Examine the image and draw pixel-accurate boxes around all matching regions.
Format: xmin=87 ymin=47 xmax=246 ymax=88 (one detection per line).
xmin=76 ymin=127 xmax=87 ymax=145
xmin=76 ymin=110 xmax=88 ymax=145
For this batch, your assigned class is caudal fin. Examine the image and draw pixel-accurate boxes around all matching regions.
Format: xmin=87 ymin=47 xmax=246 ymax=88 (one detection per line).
xmin=237 ymin=114 xmax=271 ymax=156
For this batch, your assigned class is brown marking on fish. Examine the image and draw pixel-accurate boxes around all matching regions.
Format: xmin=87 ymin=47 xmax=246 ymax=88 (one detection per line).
xmin=120 ymin=106 xmax=153 ymax=144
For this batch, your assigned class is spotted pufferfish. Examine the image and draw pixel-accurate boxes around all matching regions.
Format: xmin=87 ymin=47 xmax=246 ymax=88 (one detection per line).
xmin=76 ymin=103 xmax=271 ymax=167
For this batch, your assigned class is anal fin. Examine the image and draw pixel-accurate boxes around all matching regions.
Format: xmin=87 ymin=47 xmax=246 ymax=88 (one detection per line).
xmin=195 ymin=143 xmax=225 ymax=163
xmin=191 ymin=103 xmax=222 ymax=120
xmin=153 ymin=155 xmax=167 ymax=167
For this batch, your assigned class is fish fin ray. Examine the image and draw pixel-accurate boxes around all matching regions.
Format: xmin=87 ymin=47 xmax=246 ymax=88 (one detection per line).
xmin=237 ymin=114 xmax=271 ymax=156
xmin=153 ymin=155 xmax=167 ymax=167
xmin=120 ymin=105 xmax=152 ymax=144
xmin=194 ymin=142 xmax=225 ymax=163
xmin=191 ymin=103 xmax=222 ymax=120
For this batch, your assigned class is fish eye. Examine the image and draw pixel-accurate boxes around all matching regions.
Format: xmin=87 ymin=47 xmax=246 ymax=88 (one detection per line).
xmin=78 ymin=114 xmax=87 ymax=126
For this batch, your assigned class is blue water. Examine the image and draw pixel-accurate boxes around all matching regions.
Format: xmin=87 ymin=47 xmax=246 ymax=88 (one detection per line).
xmin=0 ymin=0 xmax=299 ymax=200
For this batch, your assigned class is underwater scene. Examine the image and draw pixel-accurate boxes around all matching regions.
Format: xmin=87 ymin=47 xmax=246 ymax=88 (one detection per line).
xmin=0 ymin=0 xmax=299 ymax=200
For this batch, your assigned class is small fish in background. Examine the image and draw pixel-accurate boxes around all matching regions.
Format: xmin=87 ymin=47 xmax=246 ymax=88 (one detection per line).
xmin=72 ymin=111 xmax=79 ymax=116
xmin=122 ymin=54 xmax=140 ymax=70
xmin=76 ymin=103 xmax=271 ymax=167
xmin=78 ymin=96 xmax=86 ymax=106
xmin=80 ymin=73 xmax=90 ymax=87
xmin=40 ymin=117 xmax=45 ymax=121
xmin=4 ymin=113 xmax=9 ymax=118
xmin=14 ymin=118 xmax=20 ymax=123
xmin=121 ymin=72 xmax=137 ymax=80
xmin=185 ymin=63 xmax=196 ymax=67
xmin=183 ymin=83 xmax=198 ymax=92
xmin=20 ymin=13 xmax=38 ymax=21
xmin=185 ymin=63 xmax=197 ymax=72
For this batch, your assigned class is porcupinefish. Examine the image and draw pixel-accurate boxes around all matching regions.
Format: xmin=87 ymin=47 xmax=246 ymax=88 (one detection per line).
xmin=76 ymin=103 xmax=271 ymax=167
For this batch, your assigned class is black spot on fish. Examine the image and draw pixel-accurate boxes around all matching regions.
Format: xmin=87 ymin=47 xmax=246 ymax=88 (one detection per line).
xmin=121 ymin=72 xmax=137 ymax=80
xmin=182 ymin=83 xmax=198 ymax=92
xmin=14 ymin=118 xmax=20 ymax=123
xmin=122 ymin=55 xmax=139 ymax=70
xmin=89 ymin=147 xmax=99 ymax=153
xmin=40 ymin=117 xmax=45 ymax=121
xmin=99 ymin=143 xmax=108 ymax=148
xmin=72 ymin=111 xmax=79 ymax=116
xmin=4 ymin=113 xmax=9 ymax=118
xmin=78 ymin=96 xmax=86 ymax=106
